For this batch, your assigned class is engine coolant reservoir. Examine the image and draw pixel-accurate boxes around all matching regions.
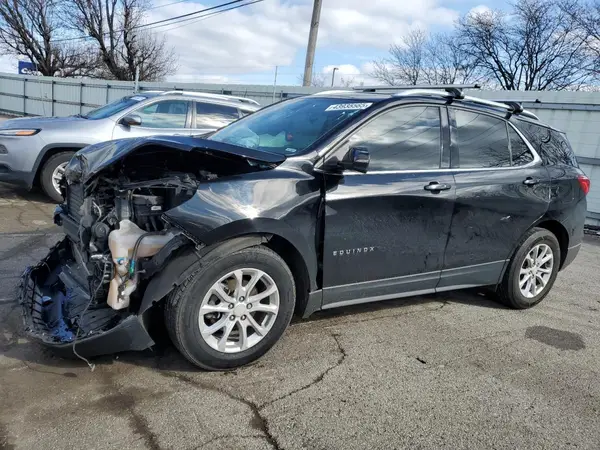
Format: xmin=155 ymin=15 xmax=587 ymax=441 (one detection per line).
xmin=107 ymin=219 xmax=175 ymax=310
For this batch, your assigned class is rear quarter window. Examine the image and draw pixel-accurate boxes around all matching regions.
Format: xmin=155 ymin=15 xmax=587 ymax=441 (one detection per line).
xmin=515 ymin=121 xmax=579 ymax=167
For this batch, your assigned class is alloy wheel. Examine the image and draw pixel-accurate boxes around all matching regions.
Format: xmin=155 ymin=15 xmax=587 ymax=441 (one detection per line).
xmin=51 ymin=162 xmax=68 ymax=195
xmin=198 ymin=268 xmax=280 ymax=353
xmin=519 ymin=243 xmax=554 ymax=299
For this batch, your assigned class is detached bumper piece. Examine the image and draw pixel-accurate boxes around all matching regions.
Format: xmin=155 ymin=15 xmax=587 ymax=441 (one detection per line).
xmin=19 ymin=238 xmax=154 ymax=358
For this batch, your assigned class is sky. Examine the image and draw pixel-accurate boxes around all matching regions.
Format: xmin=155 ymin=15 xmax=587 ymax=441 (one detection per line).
xmin=0 ymin=0 xmax=496 ymax=86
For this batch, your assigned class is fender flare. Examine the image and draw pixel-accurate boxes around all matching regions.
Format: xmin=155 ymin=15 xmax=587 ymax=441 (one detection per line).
xmin=31 ymin=143 xmax=88 ymax=183
xmin=138 ymin=235 xmax=268 ymax=314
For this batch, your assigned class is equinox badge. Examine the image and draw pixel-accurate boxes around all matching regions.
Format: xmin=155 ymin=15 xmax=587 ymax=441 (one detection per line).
xmin=333 ymin=247 xmax=375 ymax=256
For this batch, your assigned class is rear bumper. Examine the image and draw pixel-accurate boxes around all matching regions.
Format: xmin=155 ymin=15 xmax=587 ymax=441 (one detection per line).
xmin=561 ymin=243 xmax=581 ymax=270
xmin=19 ymin=238 xmax=154 ymax=358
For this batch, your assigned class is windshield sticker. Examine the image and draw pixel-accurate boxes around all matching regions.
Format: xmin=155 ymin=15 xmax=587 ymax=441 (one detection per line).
xmin=130 ymin=96 xmax=146 ymax=101
xmin=325 ymin=103 xmax=372 ymax=112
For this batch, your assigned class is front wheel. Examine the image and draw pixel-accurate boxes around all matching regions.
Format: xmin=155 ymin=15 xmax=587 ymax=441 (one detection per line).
xmin=165 ymin=246 xmax=296 ymax=370
xmin=497 ymin=227 xmax=560 ymax=309
xmin=39 ymin=151 xmax=74 ymax=202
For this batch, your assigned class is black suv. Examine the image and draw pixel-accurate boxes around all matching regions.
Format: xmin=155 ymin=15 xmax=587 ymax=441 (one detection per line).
xmin=20 ymin=86 xmax=589 ymax=370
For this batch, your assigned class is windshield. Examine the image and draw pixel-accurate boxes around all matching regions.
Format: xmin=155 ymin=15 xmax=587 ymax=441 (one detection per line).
xmin=209 ymin=97 xmax=372 ymax=155
xmin=84 ymin=95 xmax=149 ymax=120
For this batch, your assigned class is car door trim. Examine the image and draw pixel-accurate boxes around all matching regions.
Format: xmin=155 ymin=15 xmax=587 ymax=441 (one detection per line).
xmin=437 ymin=259 xmax=509 ymax=288
xmin=322 ymin=260 xmax=508 ymax=310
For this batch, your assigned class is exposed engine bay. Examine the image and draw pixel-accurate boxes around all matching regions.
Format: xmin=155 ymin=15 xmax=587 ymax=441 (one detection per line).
xmin=19 ymin=140 xmax=282 ymax=355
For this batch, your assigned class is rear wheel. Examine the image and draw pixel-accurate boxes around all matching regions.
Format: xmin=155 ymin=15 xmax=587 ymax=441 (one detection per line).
xmin=39 ymin=151 xmax=74 ymax=202
xmin=497 ymin=227 xmax=560 ymax=309
xmin=165 ymin=246 xmax=295 ymax=370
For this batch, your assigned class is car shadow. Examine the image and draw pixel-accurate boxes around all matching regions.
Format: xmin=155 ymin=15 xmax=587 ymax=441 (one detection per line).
xmin=0 ymin=288 xmax=507 ymax=374
xmin=0 ymin=182 xmax=55 ymax=204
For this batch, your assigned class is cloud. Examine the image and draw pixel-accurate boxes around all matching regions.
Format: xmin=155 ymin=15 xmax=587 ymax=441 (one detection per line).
xmin=144 ymin=0 xmax=462 ymax=81
xmin=468 ymin=4 xmax=492 ymax=16
xmin=0 ymin=55 xmax=18 ymax=75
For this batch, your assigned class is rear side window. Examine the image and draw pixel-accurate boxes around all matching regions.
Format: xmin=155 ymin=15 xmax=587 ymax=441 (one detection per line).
xmin=196 ymin=102 xmax=240 ymax=129
xmin=508 ymin=126 xmax=534 ymax=166
xmin=347 ymin=106 xmax=442 ymax=171
xmin=453 ymin=109 xmax=511 ymax=168
xmin=515 ymin=121 xmax=578 ymax=167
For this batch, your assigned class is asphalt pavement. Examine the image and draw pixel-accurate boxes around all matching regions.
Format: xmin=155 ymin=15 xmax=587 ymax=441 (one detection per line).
xmin=1 ymin=181 xmax=600 ymax=450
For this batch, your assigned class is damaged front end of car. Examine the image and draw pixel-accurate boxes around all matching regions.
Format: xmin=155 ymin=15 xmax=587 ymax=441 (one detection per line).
xmin=19 ymin=136 xmax=285 ymax=357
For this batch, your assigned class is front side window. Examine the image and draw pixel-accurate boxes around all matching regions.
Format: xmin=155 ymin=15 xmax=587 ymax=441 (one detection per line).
xmin=209 ymin=97 xmax=370 ymax=155
xmin=196 ymin=102 xmax=239 ymax=129
xmin=84 ymin=95 xmax=148 ymax=120
xmin=134 ymin=100 xmax=189 ymax=128
xmin=347 ymin=106 xmax=442 ymax=171
xmin=453 ymin=109 xmax=510 ymax=168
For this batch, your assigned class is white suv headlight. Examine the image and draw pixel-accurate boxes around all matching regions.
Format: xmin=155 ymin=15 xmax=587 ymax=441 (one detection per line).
xmin=0 ymin=129 xmax=40 ymax=136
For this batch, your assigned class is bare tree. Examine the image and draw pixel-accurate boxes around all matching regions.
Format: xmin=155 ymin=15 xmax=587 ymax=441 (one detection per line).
xmin=0 ymin=0 xmax=97 ymax=76
xmin=559 ymin=0 xmax=600 ymax=75
xmin=68 ymin=0 xmax=177 ymax=81
xmin=297 ymin=72 xmax=327 ymax=87
xmin=371 ymin=29 xmax=427 ymax=85
xmin=456 ymin=0 xmax=594 ymax=90
xmin=370 ymin=29 xmax=480 ymax=86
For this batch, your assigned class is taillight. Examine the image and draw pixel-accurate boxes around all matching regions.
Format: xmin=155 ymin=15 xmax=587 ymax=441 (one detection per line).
xmin=578 ymin=175 xmax=590 ymax=195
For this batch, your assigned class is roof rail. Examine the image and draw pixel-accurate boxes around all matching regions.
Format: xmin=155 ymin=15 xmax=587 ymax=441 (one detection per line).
xmin=355 ymin=84 xmax=481 ymax=99
xmin=313 ymin=90 xmax=354 ymax=96
xmin=492 ymin=100 xmax=540 ymax=120
xmin=159 ymin=90 xmax=260 ymax=106
xmin=461 ymin=96 xmax=539 ymax=120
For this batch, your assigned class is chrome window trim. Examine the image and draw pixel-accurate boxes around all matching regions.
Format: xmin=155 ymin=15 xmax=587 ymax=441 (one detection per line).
xmin=314 ymin=101 xmax=542 ymax=175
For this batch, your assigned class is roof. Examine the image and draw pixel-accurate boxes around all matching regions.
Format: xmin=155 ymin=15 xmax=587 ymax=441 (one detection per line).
xmin=136 ymin=90 xmax=261 ymax=110
xmin=312 ymin=86 xmax=546 ymax=125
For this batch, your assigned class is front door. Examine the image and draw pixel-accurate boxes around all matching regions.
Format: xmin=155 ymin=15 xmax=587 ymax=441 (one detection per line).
xmin=321 ymin=104 xmax=456 ymax=308
xmin=440 ymin=107 xmax=551 ymax=288
xmin=112 ymin=99 xmax=194 ymax=139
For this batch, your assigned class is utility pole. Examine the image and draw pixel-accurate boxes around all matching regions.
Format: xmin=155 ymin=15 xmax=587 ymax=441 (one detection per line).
xmin=134 ymin=66 xmax=140 ymax=93
xmin=331 ymin=67 xmax=338 ymax=87
xmin=302 ymin=0 xmax=323 ymax=87
xmin=272 ymin=66 xmax=278 ymax=103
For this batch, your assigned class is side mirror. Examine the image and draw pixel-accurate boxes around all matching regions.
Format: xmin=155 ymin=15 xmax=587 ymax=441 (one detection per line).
xmin=340 ymin=147 xmax=370 ymax=174
xmin=120 ymin=114 xmax=142 ymax=127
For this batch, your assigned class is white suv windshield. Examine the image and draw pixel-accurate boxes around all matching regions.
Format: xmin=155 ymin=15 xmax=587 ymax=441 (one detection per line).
xmin=84 ymin=95 xmax=149 ymax=120
xmin=209 ymin=97 xmax=372 ymax=155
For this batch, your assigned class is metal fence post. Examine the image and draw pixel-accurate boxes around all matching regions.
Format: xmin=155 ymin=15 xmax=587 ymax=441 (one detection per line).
xmin=23 ymin=78 xmax=26 ymax=115
xmin=106 ymin=84 xmax=110 ymax=105
xmin=79 ymin=81 xmax=84 ymax=114
xmin=51 ymin=80 xmax=55 ymax=116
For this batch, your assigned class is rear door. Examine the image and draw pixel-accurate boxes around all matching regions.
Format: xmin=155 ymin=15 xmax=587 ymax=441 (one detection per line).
xmin=321 ymin=104 xmax=456 ymax=308
xmin=194 ymin=101 xmax=241 ymax=134
xmin=112 ymin=99 xmax=194 ymax=139
xmin=440 ymin=107 xmax=550 ymax=289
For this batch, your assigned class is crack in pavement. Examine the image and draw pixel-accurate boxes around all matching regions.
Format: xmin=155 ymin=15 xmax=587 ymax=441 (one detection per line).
xmin=195 ymin=434 xmax=268 ymax=449
xmin=0 ymin=234 xmax=47 ymax=261
xmin=260 ymin=333 xmax=347 ymax=409
xmin=158 ymin=331 xmax=349 ymax=450
xmin=99 ymin=371 xmax=163 ymax=450
xmin=159 ymin=371 xmax=283 ymax=450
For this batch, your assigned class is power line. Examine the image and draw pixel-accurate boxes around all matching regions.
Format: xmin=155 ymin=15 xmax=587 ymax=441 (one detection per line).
xmin=52 ymin=0 xmax=254 ymax=43
xmin=144 ymin=0 xmax=263 ymax=32
xmin=147 ymin=0 xmax=192 ymax=11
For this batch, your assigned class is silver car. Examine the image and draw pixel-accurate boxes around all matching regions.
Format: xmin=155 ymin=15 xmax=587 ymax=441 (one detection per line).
xmin=0 ymin=91 xmax=260 ymax=201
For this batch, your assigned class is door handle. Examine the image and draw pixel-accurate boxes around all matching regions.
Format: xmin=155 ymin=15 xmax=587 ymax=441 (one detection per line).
xmin=424 ymin=182 xmax=451 ymax=192
xmin=523 ymin=177 xmax=540 ymax=186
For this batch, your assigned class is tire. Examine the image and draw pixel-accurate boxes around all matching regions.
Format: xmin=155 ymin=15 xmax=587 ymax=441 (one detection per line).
xmin=39 ymin=151 xmax=74 ymax=203
xmin=165 ymin=245 xmax=296 ymax=370
xmin=497 ymin=227 xmax=561 ymax=309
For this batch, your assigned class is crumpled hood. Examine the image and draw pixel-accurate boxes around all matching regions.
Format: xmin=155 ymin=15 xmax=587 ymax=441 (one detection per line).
xmin=64 ymin=135 xmax=286 ymax=184
xmin=0 ymin=115 xmax=87 ymax=130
